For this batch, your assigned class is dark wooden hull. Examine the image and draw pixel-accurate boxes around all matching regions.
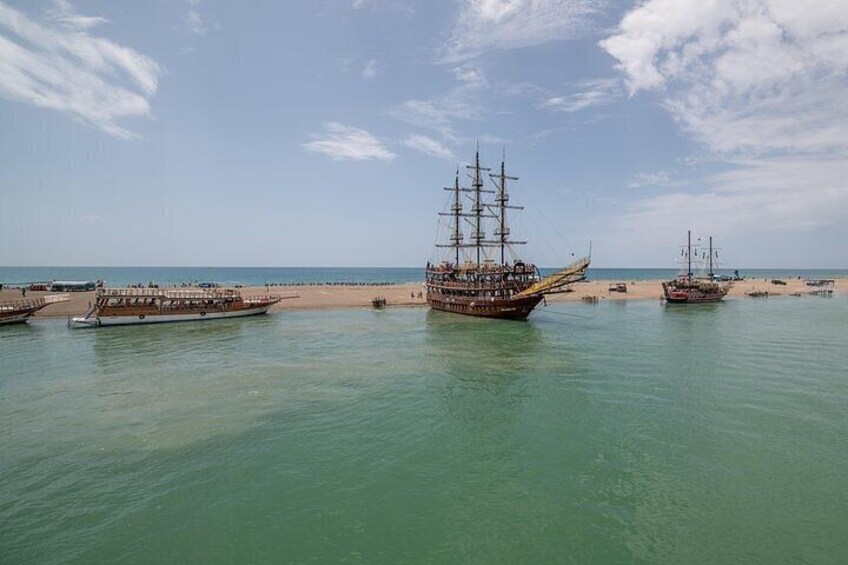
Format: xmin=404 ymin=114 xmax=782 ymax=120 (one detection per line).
xmin=664 ymin=294 xmax=726 ymax=304
xmin=427 ymin=293 xmax=544 ymax=320
xmin=0 ymin=306 xmax=39 ymax=325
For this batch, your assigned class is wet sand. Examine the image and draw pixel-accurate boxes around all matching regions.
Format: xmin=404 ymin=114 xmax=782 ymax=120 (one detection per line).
xmin=1 ymin=277 xmax=841 ymax=319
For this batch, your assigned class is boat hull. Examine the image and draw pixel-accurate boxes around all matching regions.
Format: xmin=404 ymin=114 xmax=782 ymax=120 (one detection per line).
xmin=664 ymin=294 xmax=726 ymax=304
xmin=0 ymin=310 xmax=36 ymax=325
xmin=427 ymin=293 xmax=544 ymax=320
xmin=662 ymin=281 xmax=729 ymax=304
xmin=70 ymin=304 xmax=273 ymax=328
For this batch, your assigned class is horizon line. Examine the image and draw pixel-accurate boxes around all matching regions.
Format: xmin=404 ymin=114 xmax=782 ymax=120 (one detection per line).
xmin=1 ymin=265 xmax=846 ymax=270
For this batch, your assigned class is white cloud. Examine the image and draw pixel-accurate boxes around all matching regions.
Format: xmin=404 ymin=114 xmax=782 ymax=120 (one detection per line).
xmin=621 ymin=158 xmax=848 ymax=238
xmin=45 ymin=0 xmax=107 ymax=31
xmin=628 ymin=170 xmax=671 ymax=189
xmin=362 ymin=58 xmax=378 ymax=78
xmin=403 ymin=134 xmax=455 ymax=160
xmin=185 ymin=0 xmax=207 ymax=35
xmin=477 ymin=134 xmax=510 ymax=145
xmin=303 ymin=122 xmax=396 ymax=161
xmin=0 ymin=1 xmax=161 ymax=139
xmin=388 ymin=68 xmax=489 ymax=140
xmin=602 ymin=0 xmax=848 ymax=237
xmin=186 ymin=10 xmax=206 ymax=35
xmin=540 ymin=78 xmax=620 ymax=113
xmin=443 ymin=0 xmax=605 ymax=62
xmin=601 ymin=0 xmax=848 ymax=157
xmin=453 ymin=64 xmax=485 ymax=84
xmin=389 ymin=98 xmax=481 ymax=132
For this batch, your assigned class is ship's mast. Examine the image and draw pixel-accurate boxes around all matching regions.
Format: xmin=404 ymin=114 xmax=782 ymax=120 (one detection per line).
xmin=687 ymin=230 xmax=692 ymax=279
xmin=437 ymin=169 xmax=464 ymax=266
xmin=489 ymin=152 xmax=521 ymax=266
xmin=468 ymin=146 xmax=490 ymax=267
xmin=708 ymin=236 xmax=713 ymax=279
xmin=499 ymin=159 xmax=507 ymax=265
xmin=437 ymin=153 xmax=494 ymax=265
xmin=453 ymin=170 xmax=460 ymax=266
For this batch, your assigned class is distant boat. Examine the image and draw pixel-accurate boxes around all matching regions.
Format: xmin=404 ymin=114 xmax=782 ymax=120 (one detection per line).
xmin=662 ymin=231 xmax=730 ymax=304
xmin=69 ymin=288 xmax=291 ymax=328
xmin=0 ymin=294 xmax=69 ymax=325
xmin=806 ymin=279 xmax=834 ymax=297
xmin=425 ymin=149 xmax=590 ymax=320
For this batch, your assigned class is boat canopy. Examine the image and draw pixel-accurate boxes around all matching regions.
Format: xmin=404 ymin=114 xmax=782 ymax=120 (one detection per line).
xmin=51 ymin=281 xmax=96 ymax=291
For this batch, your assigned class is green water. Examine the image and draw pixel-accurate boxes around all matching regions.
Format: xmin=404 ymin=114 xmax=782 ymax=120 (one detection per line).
xmin=2 ymin=298 xmax=846 ymax=564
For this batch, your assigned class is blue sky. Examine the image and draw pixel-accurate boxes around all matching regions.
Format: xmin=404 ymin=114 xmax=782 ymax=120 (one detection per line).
xmin=1 ymin=0 xmax=846 ymax=268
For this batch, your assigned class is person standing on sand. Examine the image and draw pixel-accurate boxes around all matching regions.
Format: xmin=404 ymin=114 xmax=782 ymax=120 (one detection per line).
xmin=21 ymin=287 xmax=26 ymax=298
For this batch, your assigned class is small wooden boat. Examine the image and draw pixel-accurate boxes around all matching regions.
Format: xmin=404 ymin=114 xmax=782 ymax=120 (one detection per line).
xmin=808 ymin=280 xmax=834 ymax=297
xmin=0 ymin=294 xmax=70 ymax=325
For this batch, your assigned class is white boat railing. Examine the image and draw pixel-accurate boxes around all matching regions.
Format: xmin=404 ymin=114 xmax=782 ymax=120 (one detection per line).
xmin=96 ymin=288 xmax=241 ymax=300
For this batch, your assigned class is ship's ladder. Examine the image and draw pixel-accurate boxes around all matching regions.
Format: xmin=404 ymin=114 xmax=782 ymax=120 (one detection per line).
xmin=515 ymin=256 xmax=590 ymax=297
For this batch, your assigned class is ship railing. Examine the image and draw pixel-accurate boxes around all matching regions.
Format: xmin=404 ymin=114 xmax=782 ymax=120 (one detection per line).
xmin=425 ymin=279 xmax=531 ymax=290
xmin=0 ymin=297 xmax=47 ymax=311
xmin=97 ymin=288 xmax=241 ymax=300
xmin=243 ymin=293 xmax=299 ymax=304
xmin=425 ymin=263 xmax=536 ymax=275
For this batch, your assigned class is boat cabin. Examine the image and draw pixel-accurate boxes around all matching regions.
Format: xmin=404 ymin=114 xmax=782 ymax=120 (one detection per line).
xmin=51 ymin=280 xmax=96 ymax=292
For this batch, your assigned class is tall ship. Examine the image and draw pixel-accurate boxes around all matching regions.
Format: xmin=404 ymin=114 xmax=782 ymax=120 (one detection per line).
xmin=0 ymin=294 xmax=69 ymax=325
xmin=662 ymin=230 xmax=730 ymax=304
xmin=69 ymin=287 xmax=287 ymax=328
xmin=425 ymin=150 xmax=590 ymax=320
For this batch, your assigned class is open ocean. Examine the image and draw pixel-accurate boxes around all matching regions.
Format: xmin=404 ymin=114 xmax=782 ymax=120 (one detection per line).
xmin=1 ymin=266 xmax=846 ymax=287
xmin=1 ymin=295 xmax=846 ymax=563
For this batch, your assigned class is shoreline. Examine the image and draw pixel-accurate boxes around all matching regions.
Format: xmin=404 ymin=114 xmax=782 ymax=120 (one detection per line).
xmin=2 ymin=278 xmax=842 ymax=319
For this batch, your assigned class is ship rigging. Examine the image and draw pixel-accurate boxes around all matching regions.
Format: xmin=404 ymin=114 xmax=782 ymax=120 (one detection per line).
xmin=425 ymin=149 xmax=590 ymax=320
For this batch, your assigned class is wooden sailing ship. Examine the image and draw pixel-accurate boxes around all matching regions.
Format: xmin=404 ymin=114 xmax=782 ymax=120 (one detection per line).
xmin=425 ymin=150 xmax=590 ymax=320
xmin=662 ymin=231 xmax=730 ymax=304
xmin=69 ymin=287 xmax=290 ymax=328
xmin=0 ymin=294 xmax=69 ymax=325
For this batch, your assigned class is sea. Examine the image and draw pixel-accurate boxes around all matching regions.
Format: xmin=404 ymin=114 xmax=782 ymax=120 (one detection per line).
xmin=1 ymin=266 xmax=846 ymax=287
xmin=1 ymin=295 xmax=846 ymax=563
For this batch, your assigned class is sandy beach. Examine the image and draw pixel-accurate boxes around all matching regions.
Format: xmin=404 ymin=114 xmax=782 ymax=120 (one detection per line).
xmin=1 ymin=277 xmax=841 ymax=319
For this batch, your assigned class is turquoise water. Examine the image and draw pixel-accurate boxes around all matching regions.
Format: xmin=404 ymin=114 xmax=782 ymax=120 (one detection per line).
xmin=2 ymin=266 xmax=846 ymax=287
xmin=2 ymin=297 xmax=847 ymax=563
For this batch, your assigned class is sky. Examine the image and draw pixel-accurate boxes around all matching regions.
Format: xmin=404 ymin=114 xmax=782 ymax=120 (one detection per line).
xmin=1 ymin=0 xmax=846 ymax=268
